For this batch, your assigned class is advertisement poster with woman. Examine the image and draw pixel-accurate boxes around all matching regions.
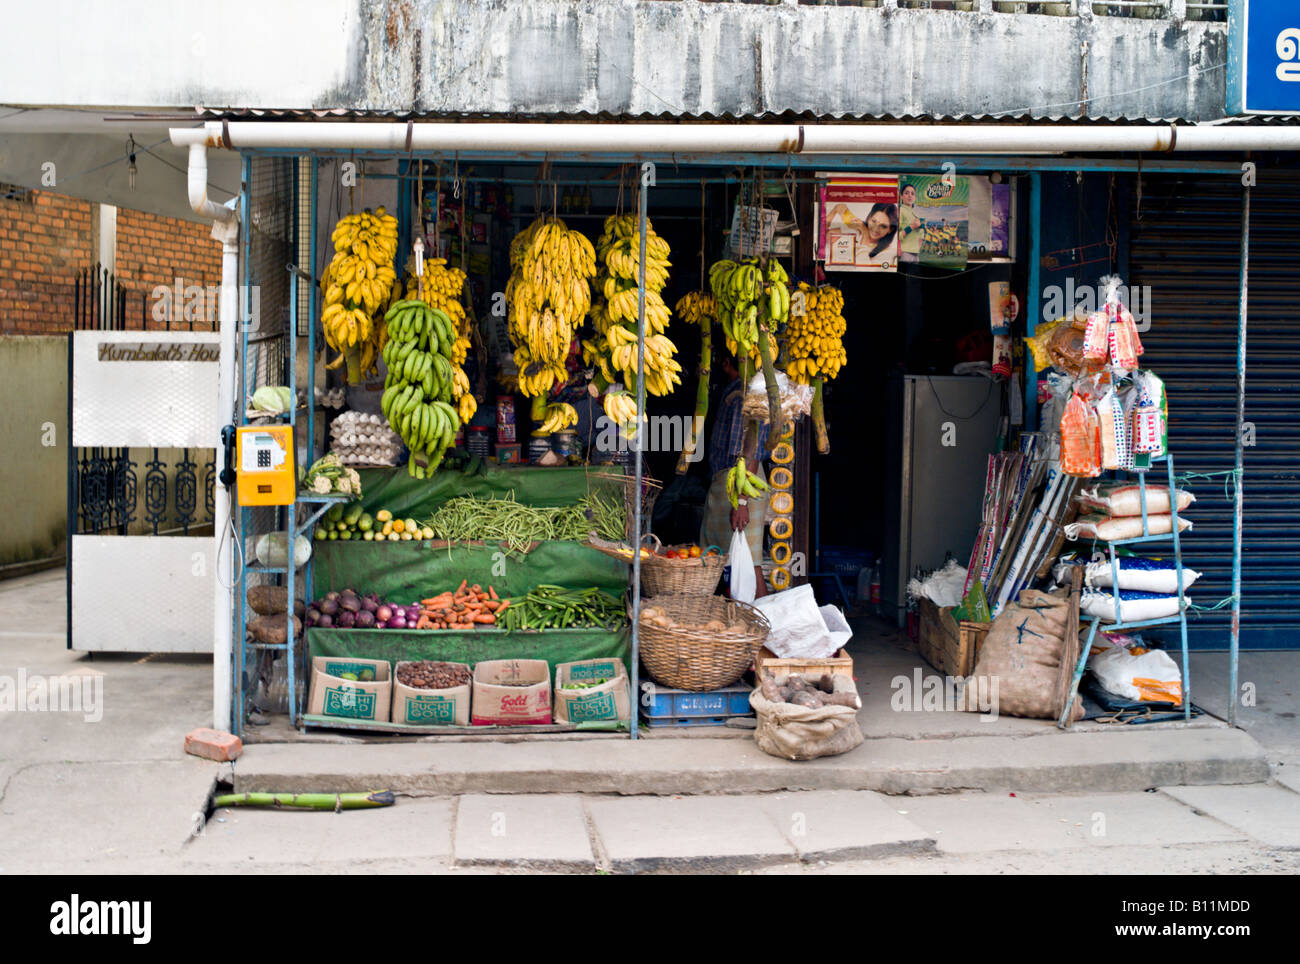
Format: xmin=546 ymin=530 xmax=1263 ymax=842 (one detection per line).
xmin=815 ymin=173 xmax=899 ymax=272
xmin=898 ymin=174 xmax=970 ymax=270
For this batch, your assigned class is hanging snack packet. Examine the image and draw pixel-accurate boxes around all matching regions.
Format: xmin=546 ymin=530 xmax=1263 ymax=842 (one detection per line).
xmin=1096 ymin=387 xmax=1129 ymax=471
xmin=1110 ymin=303 xmax=1141 ymax=371
xmin=1130 ymin=370 xmax=1166 ymax=468
xmin=1082 ymin=309 xmax=1110 ymax=364
xmin=1060 ymin=390 xmax=1101 ymax=478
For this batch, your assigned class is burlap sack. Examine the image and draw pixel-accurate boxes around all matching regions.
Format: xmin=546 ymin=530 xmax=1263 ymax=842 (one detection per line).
xmin=750 ymin=676 xmax=864 ymax=761
xmin=961 ymin=588 xmax=1084 ymax=722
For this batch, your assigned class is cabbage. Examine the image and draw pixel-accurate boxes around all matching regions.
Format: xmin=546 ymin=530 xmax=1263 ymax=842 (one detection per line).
xmin=252 ymin=386 xmax=288 ymax=412
xmin=254 ymin=533 xmax=312 ymax=568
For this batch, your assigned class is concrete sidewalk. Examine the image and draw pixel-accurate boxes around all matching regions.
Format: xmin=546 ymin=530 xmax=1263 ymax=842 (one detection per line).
xmin=1 ymin=567 xmax=1295 ymax=875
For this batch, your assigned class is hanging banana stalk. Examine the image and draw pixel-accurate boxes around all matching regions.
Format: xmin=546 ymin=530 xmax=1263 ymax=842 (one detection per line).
xmin=811 ymin=377 xmax=830 ymax=454
xmin=756 ymin=322 xmax=782 ymax=437
xmin=674 ymin=291 xmax=715 ymax=474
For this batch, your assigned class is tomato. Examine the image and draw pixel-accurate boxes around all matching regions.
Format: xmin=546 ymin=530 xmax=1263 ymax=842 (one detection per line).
xmin=663 ymin=549 xmax=676 ymax=559
xmin=689 ymin=546 xmax=701 ymax=558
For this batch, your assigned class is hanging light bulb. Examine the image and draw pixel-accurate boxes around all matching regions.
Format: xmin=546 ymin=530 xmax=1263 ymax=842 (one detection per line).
xmin=413 ymin=234 xmax=425 ymax=277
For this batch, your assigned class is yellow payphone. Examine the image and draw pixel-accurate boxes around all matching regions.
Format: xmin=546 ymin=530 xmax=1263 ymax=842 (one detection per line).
xmin=235 ymin=425 xmax=296 ymax=506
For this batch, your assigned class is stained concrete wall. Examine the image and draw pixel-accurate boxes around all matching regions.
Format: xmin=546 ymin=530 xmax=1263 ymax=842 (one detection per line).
xmin=1 ymin=1 xmax=1230 ymax=122
xmin=0 ymin=337 xmax=69 ymax=572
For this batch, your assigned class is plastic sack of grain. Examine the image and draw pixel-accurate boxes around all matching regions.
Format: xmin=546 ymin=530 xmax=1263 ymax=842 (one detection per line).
xmin=1054 ymin=554 xmax=1201 ymax=594
xmin=1080 ymin=588 xmax=1188 ymax=624
xmin=1077 ymin=483 xmax=1195 ymax=517
xmin=1065 ymin=512 xmax=1192 ymax=542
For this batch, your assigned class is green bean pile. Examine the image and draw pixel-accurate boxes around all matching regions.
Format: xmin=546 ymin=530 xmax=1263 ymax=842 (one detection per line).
xmin=421 ymin=490 xmax=625 ymax=554
xmin=500 ymin=585 xmax=626 ymax=632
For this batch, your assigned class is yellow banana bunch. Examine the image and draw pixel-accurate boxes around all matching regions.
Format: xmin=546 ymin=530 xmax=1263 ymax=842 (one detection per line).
xmin=321 ymin=207 xmax=400 ymax=383
xmin=588 ymin=213 xmax=680 ymax=401
xmin=602 ymin=390 xmax=638 ymax=431
xmin=531 ymin=402 xmax=578 ymax=437
xmin=403 ymin=257 xmax=469 ymax=336
xmin=709 ymin=256 xmax=790 ymax=365
xmin=674 ymin=291 xmax=716 ymax=329
xmin=505 ymin=216 xmax=597 ymax=387
xmin=784 ymin=282 xmax=847 ymax=383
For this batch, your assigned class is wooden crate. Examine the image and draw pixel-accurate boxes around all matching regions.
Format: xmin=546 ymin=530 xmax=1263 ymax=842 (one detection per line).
xmin=918 ymin=597 xmax=990 ymax=678
xmin=753 ymin=647 xmax=854 ymax=681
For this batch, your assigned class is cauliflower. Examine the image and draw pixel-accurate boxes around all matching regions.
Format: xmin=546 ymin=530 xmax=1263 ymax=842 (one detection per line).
xmin=310 ymin=475 xmax=332 ymax=495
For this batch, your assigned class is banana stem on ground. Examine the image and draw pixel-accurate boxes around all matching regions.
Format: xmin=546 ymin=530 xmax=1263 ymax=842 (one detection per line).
xmin=812 ymin=377 xmax=830 ymax=454
xmin=756 ymin=324 xmax=782 ymax=437
xmin=676 ymin=320 xmax=712 ymax=474
xmin=212 ymin=790 xmax=396 ymax=811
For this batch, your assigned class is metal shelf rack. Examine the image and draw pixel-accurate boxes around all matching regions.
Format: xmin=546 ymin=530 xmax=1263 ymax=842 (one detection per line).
xmin=1057 ymin=454 xmax=1192 ymax=728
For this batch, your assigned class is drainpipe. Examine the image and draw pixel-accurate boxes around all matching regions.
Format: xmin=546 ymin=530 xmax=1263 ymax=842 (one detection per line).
xmin=189 ymin=141 xmax=240 ymax=732
xmin=173 ymin=122 xmax=1300 ymax=156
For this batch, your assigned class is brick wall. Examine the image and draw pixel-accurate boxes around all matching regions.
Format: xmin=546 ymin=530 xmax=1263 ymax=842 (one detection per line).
xmin=0 ymin=190 xmax=91 ymax=335
xmin=117 ymin=206 xmax=223 ymax=328
xmin=0 ymin=189 xmax=222 ymax=334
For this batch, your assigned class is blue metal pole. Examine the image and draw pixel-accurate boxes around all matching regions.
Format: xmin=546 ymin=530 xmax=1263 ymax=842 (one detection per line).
xmin=1025 ymin=173 xmax=1042 ymax=431
xmin=234 ymin=154 xmax=252 ymax=736
xmin=630 ymin=167 xmax=650 ymax=741
xmin=1230 ymin=182 xmax=1250 ymax=727
xmin=1168 ymin=455 xmax=1190 ymax=721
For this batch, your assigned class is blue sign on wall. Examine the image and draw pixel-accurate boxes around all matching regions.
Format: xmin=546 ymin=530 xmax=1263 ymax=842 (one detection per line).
xmin=1229 ymin=0 xmax=1300 ymax=114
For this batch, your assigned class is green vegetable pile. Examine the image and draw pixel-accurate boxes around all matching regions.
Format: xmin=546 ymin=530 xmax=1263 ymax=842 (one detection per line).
xmin=421 ymin=490 xmax=625 ymax=554
xmin=500 ymin=585 xmax=626 ymax=632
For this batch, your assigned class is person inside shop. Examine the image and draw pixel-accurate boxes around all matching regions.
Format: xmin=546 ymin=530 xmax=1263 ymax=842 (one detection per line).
xmin=700 ymin=352 xmax=769 ymax=598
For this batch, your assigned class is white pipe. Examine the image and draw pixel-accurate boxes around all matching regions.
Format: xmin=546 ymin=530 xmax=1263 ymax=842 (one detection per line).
xmin=188 ymin=136 xmax=239 ymax=732
xmin=210 ymin=212 xmax=239 ymax=733
xmin=172 ymin=120 xmax=1300 ymax=155
xmin=189 ymin=143 xmax=237 ymax=222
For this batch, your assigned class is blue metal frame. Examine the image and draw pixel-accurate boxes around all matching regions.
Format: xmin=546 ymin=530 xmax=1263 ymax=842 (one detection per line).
xmin=1025 ymin=172 xmax=1042 ymax=432
xmin=1058 ymin=455 xmax=1192 ymax=728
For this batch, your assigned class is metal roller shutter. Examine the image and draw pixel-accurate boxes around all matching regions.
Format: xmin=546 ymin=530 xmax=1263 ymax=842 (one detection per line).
xmin=1128 ymin=167 xmax=1300 ymax=650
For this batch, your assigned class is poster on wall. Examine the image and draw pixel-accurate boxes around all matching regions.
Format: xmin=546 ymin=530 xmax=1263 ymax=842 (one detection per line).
xmin=815 ymin=173 xmax=900 ymax=272
xmin=898 ymin=175 xmax=970 ymax=270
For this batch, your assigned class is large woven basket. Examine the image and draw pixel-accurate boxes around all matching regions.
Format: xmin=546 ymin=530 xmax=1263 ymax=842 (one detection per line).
xmin=587 ymin=534 xmax=727 ymax=596
xmin=636 ymin=594 xmax=769 ymax=691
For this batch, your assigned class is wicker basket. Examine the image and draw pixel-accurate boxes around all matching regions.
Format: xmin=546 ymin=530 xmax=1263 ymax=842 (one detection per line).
xmin=587 ymin=534 xmax=727 ymax=596
xmin=636 ymin=594 xmax=769 ymax=691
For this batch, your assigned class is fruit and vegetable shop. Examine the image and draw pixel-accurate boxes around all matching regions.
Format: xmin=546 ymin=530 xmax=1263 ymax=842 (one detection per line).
xmin=65 ymin=117 xmax=1284 ymax=752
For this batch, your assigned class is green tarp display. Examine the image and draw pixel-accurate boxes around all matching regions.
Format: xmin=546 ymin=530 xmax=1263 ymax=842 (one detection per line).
xmin=351 ymin=464 xmax=615 ymax=519
xmin=305 ymin=466 xmax=632 ymax=682
xmin=308 ymin=626 xmax=631 ymax=677
xmin=311 ymin=539 xmax=627 ymax=601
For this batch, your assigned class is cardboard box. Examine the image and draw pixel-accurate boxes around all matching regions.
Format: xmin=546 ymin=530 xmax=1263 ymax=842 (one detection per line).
xmin=553 ymin=658 xmax=630 ymax=724
xmin=392 ymin=661 xmax=471 ymax=726
xmin=307 ymin=657 xmax=392 ymax=722
xmin=472 ymin=659 xmax=551 ymax=725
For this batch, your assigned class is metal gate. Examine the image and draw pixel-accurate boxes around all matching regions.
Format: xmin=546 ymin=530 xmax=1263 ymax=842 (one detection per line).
xmin=66 ymin=266 xmax=220 ymax=652
xmin=1128 ymin=166 xmax=1300 ymax=650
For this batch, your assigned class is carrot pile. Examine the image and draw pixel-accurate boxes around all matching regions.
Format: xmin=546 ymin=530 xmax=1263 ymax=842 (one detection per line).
xmin=414 ymin=580 xmax=511 ymax=630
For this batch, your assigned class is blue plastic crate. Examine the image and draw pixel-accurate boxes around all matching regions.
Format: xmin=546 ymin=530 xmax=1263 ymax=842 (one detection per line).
xmin=639 ymin=682 xmax=753 ymax=726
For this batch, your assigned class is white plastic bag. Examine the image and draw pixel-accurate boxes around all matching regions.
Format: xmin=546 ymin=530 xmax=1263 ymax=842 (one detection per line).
xmin=1089 ymin=644 xmax=1183 ymax=705
xmin=819 ymin=605 xmax=854 ymax=652
xmin=752 ymin=584 xmax=838 ymax=659
xmin=728 ymin=528 xmax=756 ymax=603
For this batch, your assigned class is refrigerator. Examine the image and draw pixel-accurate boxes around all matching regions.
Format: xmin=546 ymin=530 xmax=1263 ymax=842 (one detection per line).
xmin=882 ymin=374 xmax=1004 ymax=627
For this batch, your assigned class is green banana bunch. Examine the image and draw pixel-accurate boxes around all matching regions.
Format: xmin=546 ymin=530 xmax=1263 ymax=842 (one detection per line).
xmin=709 ymin=257 xmax=789 ymax=364
xmin=725 ymin=456 xmax=768 ymax=510
xmin=380 ymin=299 xmax=461 ymax=478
